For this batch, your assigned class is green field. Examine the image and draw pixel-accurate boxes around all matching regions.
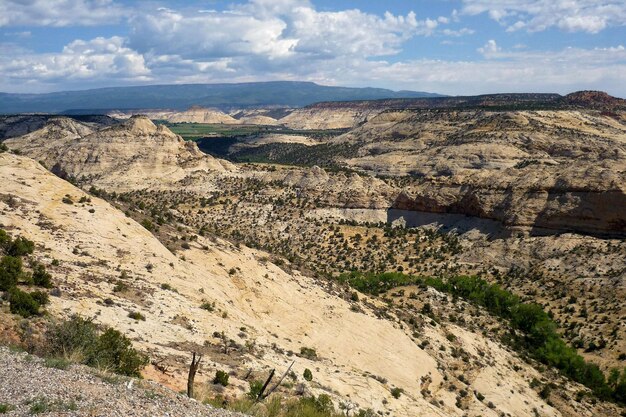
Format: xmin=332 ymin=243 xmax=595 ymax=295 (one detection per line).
xmin=159 ymin=122 xmax=348 ymax=141
xmin=157 ymin=122 xmax=273 ymax=140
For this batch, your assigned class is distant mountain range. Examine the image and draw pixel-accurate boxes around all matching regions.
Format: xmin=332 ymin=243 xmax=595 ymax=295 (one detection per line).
xmin=0 ymin=81 xmax=444 ymax=114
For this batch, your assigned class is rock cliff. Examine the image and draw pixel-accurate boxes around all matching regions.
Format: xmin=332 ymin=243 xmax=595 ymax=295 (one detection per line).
xmin=5 ymin=116 xmax=235 ymax=191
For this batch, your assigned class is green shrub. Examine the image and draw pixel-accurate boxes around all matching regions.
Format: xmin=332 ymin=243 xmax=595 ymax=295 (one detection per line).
xmin=128 ymin=311 xmax=146 ymax=321
xmin=29 ymin=397 xmax=49 ymax=414
xmin=90 ymin=328 xmax=148 ymax=377
xmin=390 ymin=387 xmax=403 ymax=399
xmin=44 ymin=357 xmax=71 ymax=370
xmin=113 ymin=281 xmax=128 ymax=292
xmin=303 ymin=368 xmax=313 ymax=381
xmin=247 ymin=380 xmax=264 ymax=400
xmin=0 ymin=255 xmax=22 ymax=291
xmin=0 ymin=402 xmax=14 ymax=413
xmin=46 ymin=315 xmax=99 ymax=359
xmin=8 ymin=236 xmax=34 ymax=256
xmin=200 ymin=301 xmax=215 ymax=312
xmin=32 ymin=264 xmax=53 ymax=288
xmin=0 ymin=229 xmax=11 ymax=252
xmin=141 ymin=219 xmax=154 ymax=231
xmin=213 ymin=370 xmax=229 ymax=386
xmin=8 ymin=288 xmax=40 ymax=318
xmin=30 ymin=290 xmax=50 ymax=306
xmin=300 ymin=347 xmax=318 ymax=360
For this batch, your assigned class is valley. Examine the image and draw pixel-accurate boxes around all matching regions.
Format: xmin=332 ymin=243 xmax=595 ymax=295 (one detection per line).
xmin=1 ymin=90 xmax=625 ymax=417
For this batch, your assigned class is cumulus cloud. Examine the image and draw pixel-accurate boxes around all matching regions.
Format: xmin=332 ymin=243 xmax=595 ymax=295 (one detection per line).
xmin=353 ymin=44 xmax=626 ymax=96
xmin=462 ymin=0 xmax=626 ymax=33
xmin=0 ymin=0 xmax=127 ymax=27
xmin=0 ymin=36 xmax=150 ymax=90
xmin=477 ymin=39 xmax=501 ymax=57
xmin=128 ymin=1 xmax=437 ymax=64
xmin=0 ymin=0 xmax=625 ymax=96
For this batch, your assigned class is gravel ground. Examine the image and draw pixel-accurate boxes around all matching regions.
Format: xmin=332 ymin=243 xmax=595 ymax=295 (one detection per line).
xmin=0 ymin=347 xmax=244 ymax=417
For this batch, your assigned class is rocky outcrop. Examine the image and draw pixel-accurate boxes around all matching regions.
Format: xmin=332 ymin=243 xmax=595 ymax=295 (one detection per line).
xmin=393 ymin=166 xmax=626 ymax=237
xmin=270 ymin=165 xmax=396 ymax=209
xmin=329 ymin=108 xmax=626 ymax=237
xmin=110 ymin=107 xmax=240 ymax=124
xmin=5 ymin=115 xmax=235 ymax=191
xmin=279 ymin=101 xmax=386 ymax=129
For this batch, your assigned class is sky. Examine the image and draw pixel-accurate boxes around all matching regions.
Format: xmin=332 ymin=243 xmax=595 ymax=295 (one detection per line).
xmin=0 ymin=0 xmax=625 ymax=96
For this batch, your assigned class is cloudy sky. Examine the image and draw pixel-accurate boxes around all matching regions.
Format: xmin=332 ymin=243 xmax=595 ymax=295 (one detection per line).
xmin=1 ymin=0 xmax=625 ymax=96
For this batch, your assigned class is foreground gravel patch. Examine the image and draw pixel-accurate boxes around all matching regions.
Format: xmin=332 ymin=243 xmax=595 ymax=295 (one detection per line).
xmin=0 ymin=347 xmax=244 ymax=417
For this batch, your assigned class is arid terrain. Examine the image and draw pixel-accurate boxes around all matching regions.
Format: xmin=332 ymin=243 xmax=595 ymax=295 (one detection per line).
xmin=1 ymin=91 xmax=625 ymax=417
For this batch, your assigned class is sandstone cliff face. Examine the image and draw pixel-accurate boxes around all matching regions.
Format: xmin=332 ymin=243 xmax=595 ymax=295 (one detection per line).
xmin=109 ymin=107 xmax=239 ymax=124
xmin=268 ymin=165 xmax=397 ymax=209
xmin=279 ymin=102 xmax=384 ymax=129
xmin=332 ymin=109 xmax=626 ymax=237
xmin=5 ymin=116 xmax=235 ymax=191
xmin=393 ymin=167 xmax=626 ymax=237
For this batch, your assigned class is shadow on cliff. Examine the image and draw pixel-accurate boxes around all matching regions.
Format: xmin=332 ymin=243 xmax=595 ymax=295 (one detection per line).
xmin=529 ymin=178 xmax=626 ymax=239
xmin=385 ymin=208 xmax=516 ymax=240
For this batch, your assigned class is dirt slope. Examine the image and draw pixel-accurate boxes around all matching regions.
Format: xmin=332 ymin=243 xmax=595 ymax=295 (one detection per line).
xmin=1 ymin=152 xmax=610 ymax=416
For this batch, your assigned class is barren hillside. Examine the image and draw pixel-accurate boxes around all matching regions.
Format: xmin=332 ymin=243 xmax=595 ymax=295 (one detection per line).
xmin=2 ymin=152 xmax=622 ymax=416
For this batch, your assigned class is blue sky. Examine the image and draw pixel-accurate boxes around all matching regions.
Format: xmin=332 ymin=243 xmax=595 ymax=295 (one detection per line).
xmin=1 ymin=0 xmax=625 ymax=96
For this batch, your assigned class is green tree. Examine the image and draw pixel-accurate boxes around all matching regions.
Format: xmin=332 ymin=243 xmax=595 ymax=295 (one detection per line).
xmin=8 ymin=288 xmax=40 ymax=318
xmin=8 ymin=236 xmax=34 ymax=256
xmin=0 ymin=255 xmax=22 ymax=291
xmin=32 ymin=264 xmax=53 ymax=288
xmin=90 ymin=328 xmax=148 ymax=377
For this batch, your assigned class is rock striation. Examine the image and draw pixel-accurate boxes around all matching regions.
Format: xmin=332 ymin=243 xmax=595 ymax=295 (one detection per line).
xmin=5 ymin=115 xmax=235 ymax=191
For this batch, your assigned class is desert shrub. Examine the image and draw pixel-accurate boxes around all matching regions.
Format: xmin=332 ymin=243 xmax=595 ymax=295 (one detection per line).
xmin=113 ymin=281 xmax=128 ymax=292
xmin=0 ymin=229 xmax=11 ymax=252
xmin=0 ymin=143 xmax=8 ymax=153
xmin=90 ymin=328 xmax=148 ymax=377
xmin=128 ymin=311 xmax=146 ymax=321
xmin=141 ymin=219 xmax=154 ymax=231
xmin=30 ymin=290 xmax=50 ymax=306
xmin=0 ymin=402 xmax=14 ymax=413
xmin=0 ymin=255 xmax=22 ymax=290
xmin=46 ymin=315 xmax=99 ymax=359
xmin=45 ymin=315 xmax=147 ymax=377
xmin=8 ymin=288 xmax=40 ymax=318
xmin=213 ymin=370 xmax=229 ymax=386
xmin=44 ymin=357 xmax=71 ymax=370
xmin=8 ymin=236 xmax=34 ymax=256
xmin=390 ymin=387 xmax=403 ymax=399
xmin=300 ymin=347 xmax=318 ymax=360
xmin=247 ymin=380 xmax=264 ymax=400
xmin=303 ymin=368 xmax=313 ymax=381
xmin=200 ymin=301 xmax=215 ymax=311
xmin=32 ymin=264 xmax=53 ymax=288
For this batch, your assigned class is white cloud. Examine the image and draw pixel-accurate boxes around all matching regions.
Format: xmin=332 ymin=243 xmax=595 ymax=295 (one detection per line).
xmin=441 ymin=27 xmax=475 ymax=37
xmin=352 ymin=44 xmax=626 ymax=96
xmin=462 ymin=0 xmax=626 ymax=33
xmin=128 ymin=1 xmax=439 ymax=64
xmin=0 ymin=1 xmax=625 ymax=97
xmin=0 ymin=37 xmax=150 ymax=89
xmin=478 ymin=39 xmax=501 ymax=57
xmin=0 ymin=0 xmax=126 ymax=27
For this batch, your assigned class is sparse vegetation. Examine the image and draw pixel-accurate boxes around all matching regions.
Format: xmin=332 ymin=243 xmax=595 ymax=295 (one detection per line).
xmin=340 ymin=272 xmax=626 ymax=403
xmin=213 ymin=370 xmax=229 ymax=386
xmin=45 ymin=315 xmax=148 ymax=377
xmin=303 ymin=368 xmax=313 ymax=381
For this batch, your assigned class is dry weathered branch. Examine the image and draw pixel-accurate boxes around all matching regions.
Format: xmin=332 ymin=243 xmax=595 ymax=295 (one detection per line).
xmin=187 ymin=351 xmax=203 ymax=398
